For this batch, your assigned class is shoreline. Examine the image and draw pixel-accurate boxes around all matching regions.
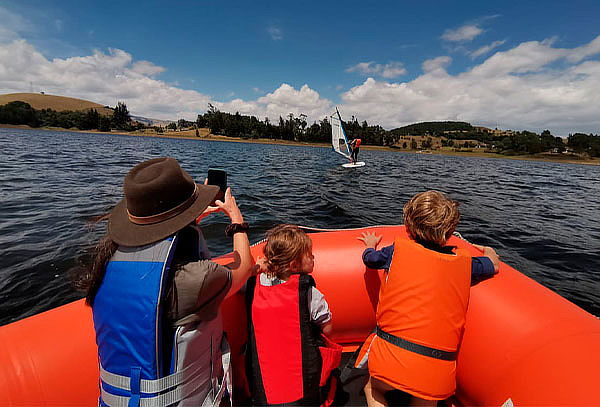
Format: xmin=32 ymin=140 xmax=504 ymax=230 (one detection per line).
xmin=2 ymin=123 xmax=599 ymax=166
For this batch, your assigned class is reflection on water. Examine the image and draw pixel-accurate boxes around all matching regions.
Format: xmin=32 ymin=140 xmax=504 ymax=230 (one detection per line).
xmin=1 ymin=128 xmax=599 ymax=324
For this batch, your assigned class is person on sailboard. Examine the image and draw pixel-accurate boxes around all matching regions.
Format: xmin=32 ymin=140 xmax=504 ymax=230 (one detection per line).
xmin=349 ymin=137 xmax=362 ymax=164
xmin=246 ymin=224 xmax=341 ymax=406
xmin=356 ymin=190 xmax=499 ymax=406
xmin=71 ymin=157 xmax=254 ymax=406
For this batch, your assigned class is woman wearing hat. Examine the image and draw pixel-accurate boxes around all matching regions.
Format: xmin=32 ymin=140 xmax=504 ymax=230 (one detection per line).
xmin=72 ymin=157 xmax=254 ymax=407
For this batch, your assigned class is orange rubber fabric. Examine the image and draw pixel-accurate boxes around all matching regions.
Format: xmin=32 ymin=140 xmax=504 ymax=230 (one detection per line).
xmin=2 ymin=227 xmax=600 ymax=406
xmin=369 ymin=237 xmax=471 ymax=400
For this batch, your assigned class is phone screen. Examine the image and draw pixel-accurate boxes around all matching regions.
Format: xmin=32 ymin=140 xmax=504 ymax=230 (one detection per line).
xmin=207 ymin=169 xmax=227 ymax=204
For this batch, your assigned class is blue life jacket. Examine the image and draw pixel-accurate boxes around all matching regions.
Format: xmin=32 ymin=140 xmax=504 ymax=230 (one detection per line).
xmin=93 ymin=226 xmax=231 ymax=407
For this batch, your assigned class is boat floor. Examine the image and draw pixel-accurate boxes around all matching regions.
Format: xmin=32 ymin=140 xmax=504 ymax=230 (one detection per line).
xmin=332 ymin=352 xmax=415 ymax=406
xmin=235 ymin=352 xmax=416 ymax=406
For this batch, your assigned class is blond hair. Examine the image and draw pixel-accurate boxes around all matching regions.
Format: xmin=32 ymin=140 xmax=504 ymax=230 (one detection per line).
xmin=403 ymin=190 xmax=460 ymax=247
xmin=263 ymin=224 xmax=312 ymax=280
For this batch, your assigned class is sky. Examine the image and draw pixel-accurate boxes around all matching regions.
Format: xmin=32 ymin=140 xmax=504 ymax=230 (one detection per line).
xmin=1 ymin=0 xmax=600 ymax=136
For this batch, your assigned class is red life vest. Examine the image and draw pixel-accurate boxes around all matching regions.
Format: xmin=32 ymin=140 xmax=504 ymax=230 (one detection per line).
xmin=246 ymin=274 xmax=341 ymax=406
xmin=353 ymin=139 xmax=362 ymax=148
xmin=363 ymin=237 xmax=471 ymax=400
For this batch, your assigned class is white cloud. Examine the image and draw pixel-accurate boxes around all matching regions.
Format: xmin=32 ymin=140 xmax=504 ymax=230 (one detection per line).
xmin=0 ymin=41 xmax=211 ymax=120
xmin=470 ymin=40 xmax=506 ymax=58
xmin=442 ymin=24 xmax=483 ymax=42
xmin=267 ymin=26 xmax=283 ymax=41
xmin=422 ymin=56 xmax=452 ymax=73
xmin=566 ymin=35 xmax=600 ymax=63
xmin=131 ymin=60 xmax=166 ymax=76
xmin=1 ymin=26 xmax=600 ymax=136
xmin=340 ymin=35 xmax=600 ymax=135
xmin=217 ymin=84 xmax=332 ymax=121
xmin=346 ymin=61 xmax=406 ymax=78
xmin=0 ymin=38 xmax=332 ymax=122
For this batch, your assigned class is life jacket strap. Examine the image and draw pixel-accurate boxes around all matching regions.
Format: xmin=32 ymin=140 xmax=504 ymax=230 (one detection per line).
xmin=100 ymin=356 xmax=204 ymax=393
xmin=375 ymin=326 xmax=457 ymax=361
xmin=101 ymin=384 xmax=186 ymax=407
xmin=202 ymin=337 xmax=232 ymax=407
xmin=101 ymin=337 xmax=232 ymax=407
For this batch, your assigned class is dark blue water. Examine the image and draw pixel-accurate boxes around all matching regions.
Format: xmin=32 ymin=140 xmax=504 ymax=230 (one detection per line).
xmin=1 ymin=128 xmax=599 ymax=325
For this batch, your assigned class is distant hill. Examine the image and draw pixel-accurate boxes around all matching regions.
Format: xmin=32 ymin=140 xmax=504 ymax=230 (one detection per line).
xmin=0 ymin=93 xmax=172 ymax=125
xmin=390 ymin=121 xmax=474 ymax=136
xmin=130 ymin=115 xmax=173 ymax=127
xmin=0 ymin=93 xmax=115 ymax=116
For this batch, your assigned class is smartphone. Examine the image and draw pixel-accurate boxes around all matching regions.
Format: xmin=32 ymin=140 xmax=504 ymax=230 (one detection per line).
xmin=207 ymin=169 xmax=227 ymax=205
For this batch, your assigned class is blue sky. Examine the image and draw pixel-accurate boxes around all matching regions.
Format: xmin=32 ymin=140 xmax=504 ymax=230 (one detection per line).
xmin=1 ymin=0 xmax=600 ymax=135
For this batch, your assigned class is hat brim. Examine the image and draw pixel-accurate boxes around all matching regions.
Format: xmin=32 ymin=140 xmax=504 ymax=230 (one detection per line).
xmin=108 ymin=183 xmax=220 ymax=247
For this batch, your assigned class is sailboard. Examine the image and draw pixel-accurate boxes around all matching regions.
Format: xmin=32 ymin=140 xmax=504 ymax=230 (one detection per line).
xmin=331 ymin=107 xmax=365 ymax=167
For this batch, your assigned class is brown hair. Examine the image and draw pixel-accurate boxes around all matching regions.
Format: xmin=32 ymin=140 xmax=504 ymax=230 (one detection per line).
xmin=403 ymin=190 xmax=460 ymax=247
xmin=70 ymin=214 xmax=118 ymax=306
xmin=263 ymin=224 xmax=312 ymax=280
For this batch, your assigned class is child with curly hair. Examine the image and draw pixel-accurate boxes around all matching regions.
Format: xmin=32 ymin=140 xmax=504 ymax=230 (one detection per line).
xmin=246 ymin=224 xmax=340 ymax=406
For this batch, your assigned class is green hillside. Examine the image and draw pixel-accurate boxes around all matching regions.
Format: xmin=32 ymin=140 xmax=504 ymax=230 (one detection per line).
xmin=390 ymin=121 xmax=474 ymax=136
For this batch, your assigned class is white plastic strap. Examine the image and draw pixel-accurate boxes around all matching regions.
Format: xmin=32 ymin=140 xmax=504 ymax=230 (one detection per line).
xmin=101 ymin=367 xmax=210 ymax=407
xmin=217 ymin=338 xmax=233 ymax=405
xmin=201 ymin=337 xmax=232 ymax=407
xmin=100 ymin=356 xmax=203 ymax=393
xmin=101 ymin=385 xmax=183 ymax=407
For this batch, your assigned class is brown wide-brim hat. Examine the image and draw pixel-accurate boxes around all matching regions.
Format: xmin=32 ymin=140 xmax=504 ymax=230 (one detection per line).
xmin=108 ymin=157 xmax=219 ymax=247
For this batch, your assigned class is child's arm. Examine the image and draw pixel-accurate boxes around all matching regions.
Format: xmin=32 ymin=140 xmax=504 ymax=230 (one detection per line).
xmin=358 ymin=232 xmax=393 ymax=269
xmin=309 ymin=287 xmax=332 ymax=333
xmin=471 ymin=245 xmax=500 ymax=285
xmin=472 ymin=244 xmax=500 ymax=272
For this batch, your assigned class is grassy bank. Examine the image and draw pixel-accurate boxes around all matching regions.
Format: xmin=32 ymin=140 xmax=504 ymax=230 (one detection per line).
xmin=2 ymin=123 xmax=599 ymax=166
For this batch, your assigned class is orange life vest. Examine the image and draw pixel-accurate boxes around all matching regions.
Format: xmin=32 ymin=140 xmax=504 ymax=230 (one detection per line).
xmin=366 ymin=236 xmax=471 ymax=400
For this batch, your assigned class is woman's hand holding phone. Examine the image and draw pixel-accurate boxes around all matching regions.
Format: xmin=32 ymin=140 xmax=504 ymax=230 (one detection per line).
xmin=196 ymin=178 xmax=225 ymax=223
xmin=196 ymin=181 xmax=243 ymax=224
xmin=214 ymin=187 xmax=244 ymax=223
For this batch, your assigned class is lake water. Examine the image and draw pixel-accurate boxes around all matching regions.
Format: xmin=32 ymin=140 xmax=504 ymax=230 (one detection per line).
xmin=1 ymin=128 xmax=599 ymax=325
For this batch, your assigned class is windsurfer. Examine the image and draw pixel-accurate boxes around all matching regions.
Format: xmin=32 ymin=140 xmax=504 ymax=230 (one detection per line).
xmin=350 ymin=137 xmax=362 ymax=164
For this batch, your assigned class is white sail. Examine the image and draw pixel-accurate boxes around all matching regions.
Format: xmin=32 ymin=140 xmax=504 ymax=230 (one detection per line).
xmin=331 ymin=108 xmax=351 ymax=159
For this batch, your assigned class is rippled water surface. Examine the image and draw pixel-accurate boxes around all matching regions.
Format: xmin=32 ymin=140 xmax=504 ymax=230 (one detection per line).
xmin=1 ymin=128 xmax=599 ymax=324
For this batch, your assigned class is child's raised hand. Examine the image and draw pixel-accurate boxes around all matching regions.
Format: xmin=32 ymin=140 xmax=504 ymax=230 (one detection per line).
xmin=473 ymin=244 xmax=500 ymax=273
xmin=358 ymin=232 xmax=382 ymax=249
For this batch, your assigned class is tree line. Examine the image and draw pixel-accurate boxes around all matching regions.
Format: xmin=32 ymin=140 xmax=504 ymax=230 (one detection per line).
xmin=194 ymin=104 xmax=393 ymax=145
xmin=0 ymin=101 xmax=140 ymax=132
xmin=2 ymin=100 xmax=599 ymax=157
xmin=191 ymin=105 xmax=599 ymax=157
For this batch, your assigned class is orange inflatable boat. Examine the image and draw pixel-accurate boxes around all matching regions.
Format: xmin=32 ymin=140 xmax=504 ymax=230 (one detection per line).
xmin=1 ymin=226 xmax=599 ymax=406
